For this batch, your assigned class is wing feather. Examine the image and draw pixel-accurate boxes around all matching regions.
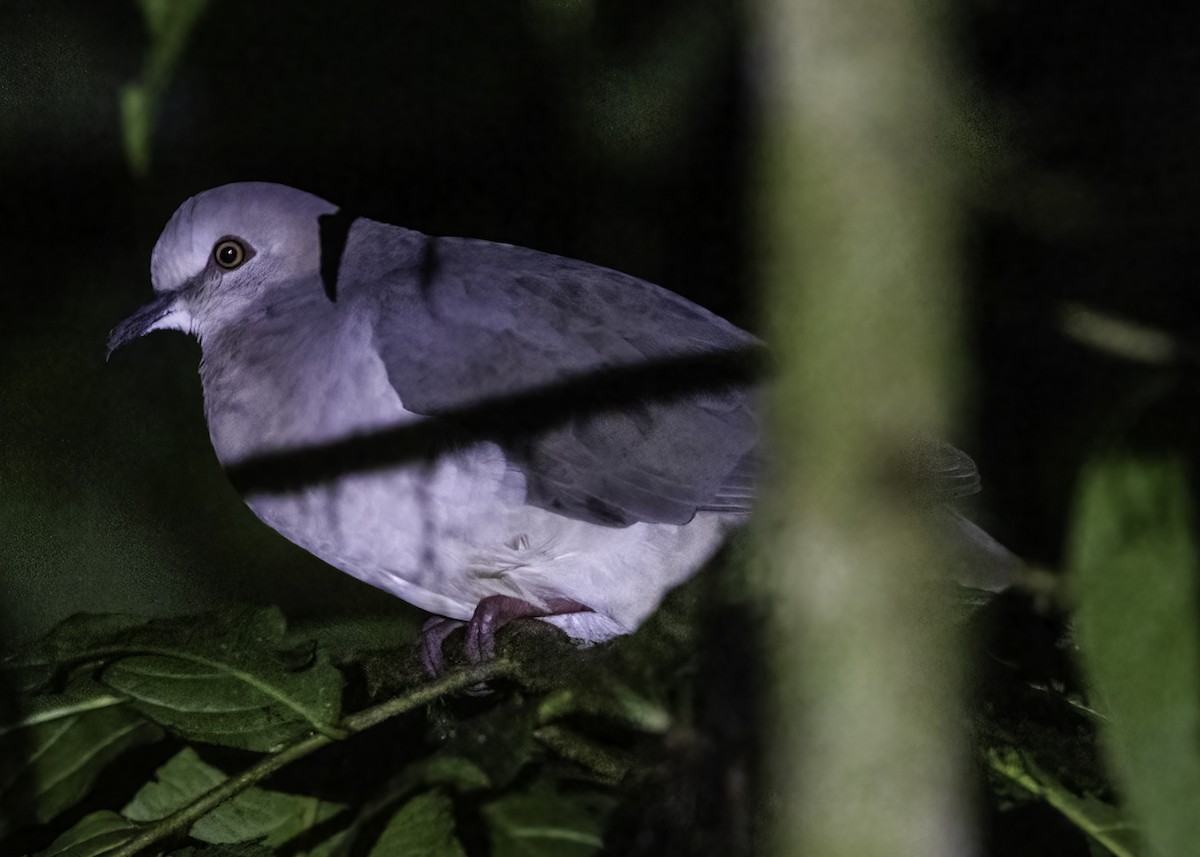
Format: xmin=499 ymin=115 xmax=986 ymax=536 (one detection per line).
xmin=346 ymin=219 xmax=762 ymax=527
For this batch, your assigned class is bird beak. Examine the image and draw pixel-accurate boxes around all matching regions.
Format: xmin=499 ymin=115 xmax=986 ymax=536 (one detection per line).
xmin=107 ymin=292 xmax=188 ymax=359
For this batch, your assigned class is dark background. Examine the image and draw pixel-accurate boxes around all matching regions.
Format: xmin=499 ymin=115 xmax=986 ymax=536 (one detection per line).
xmin=2 ymin=2 xmax=1197 ymax=851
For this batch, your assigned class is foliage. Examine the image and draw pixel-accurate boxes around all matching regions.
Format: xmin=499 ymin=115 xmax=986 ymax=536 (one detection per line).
xmin=1070 ymin=457 xmax=1200 ymax=856
xmin=963 ymin=452 xmax=1200 ymax=857
xmin=0 ymin=587 xmax=704 ymax=856
xmin=4 ymin=452 xmax=1200 ymax=856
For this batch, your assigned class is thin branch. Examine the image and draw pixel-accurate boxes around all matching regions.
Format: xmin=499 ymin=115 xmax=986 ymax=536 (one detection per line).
xmin=105 ymin=660 xmax=512 ymax=857
xmin=986 ymin=747 xmax=1140 ymax=857
xmin=534 ymin=725 xmax=632 ymax=785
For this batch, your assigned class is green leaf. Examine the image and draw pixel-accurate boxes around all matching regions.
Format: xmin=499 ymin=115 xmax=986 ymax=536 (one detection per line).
xmin=435 ymin=693 xmax=538 ymax=788
xmin=1070 ymin=455 xmax=1200 ymax=857
xmin=0 ymin=679 xmax=128 ymax=739
xmin=536 ymin=682 xmax=670 ymax=734
xmin=370 ymin=789 xmax=466 ymax=857
xmin=118 ymin=84 xmax=152 ymax=177
xmin=4 ymin=614 xmax=149 ymax=690
xmin=291 ymin=754 xmax=487 ymax=857
xmin=293 ymin=828 xmax=354 ymax=857
xmin=11 ymin=607 xmax=344 ymax=751
xmin=34 ymin=810 xmax=137 ymax=857
xmin=104 ymin=608 xmax=343 ymax=751
xmin=0 ymin=682 xmax=161 ymax=836
xmin=123 ymin=746 xmax=345 ymax=847
xmin=292 ymin=612 xmax=423 ymax=661
xmin=418 ymin=755 xmax=491 ymax=792
xmin=483 ymin=789 xmax=607 ymax=857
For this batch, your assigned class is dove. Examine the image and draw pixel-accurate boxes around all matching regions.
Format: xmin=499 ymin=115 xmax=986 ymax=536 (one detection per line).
xmin=109 ymin=182 xmax=1014 ymax=671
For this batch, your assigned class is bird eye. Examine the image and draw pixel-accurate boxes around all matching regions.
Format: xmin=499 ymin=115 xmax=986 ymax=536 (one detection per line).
xmin=213 ymin=239 xmax=247 ymax=270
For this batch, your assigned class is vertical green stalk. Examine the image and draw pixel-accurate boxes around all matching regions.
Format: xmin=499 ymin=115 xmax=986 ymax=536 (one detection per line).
xmin=753 ymin=1 xmax=972 ymax=855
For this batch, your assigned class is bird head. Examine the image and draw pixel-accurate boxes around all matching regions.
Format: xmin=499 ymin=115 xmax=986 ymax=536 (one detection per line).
xmin=108 ymin=182 xmax=338 ymax=356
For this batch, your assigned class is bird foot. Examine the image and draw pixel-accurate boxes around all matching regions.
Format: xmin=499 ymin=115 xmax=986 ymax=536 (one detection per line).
xmin=419 ymin=616 xmax=466 ymax=676
xmin=420 ymin=595 xmax=590 ymax=677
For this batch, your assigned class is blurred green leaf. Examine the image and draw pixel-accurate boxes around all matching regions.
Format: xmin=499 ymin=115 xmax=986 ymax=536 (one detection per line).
xmin=298 ymin=754 xmax=489 ymax=857
xmin=10 ymin=607 xmax=344 ymax=751
xmin=417 ymin=755 xmax=492 ymax=792
xmin=120 ymin=0 xmax=212 ymax=175
xmin=1070 ymin=456 xmax=1200 ymax=857
xmin=0 ymin=681 xmax=161 ymax=836
xmin=293 ymin=829 xmax=353 ymax=857
xmin=369 ymin=789 xmax=466 ymax=857
xmin=483 ymin=788 xmax=606 ymax=857
xmin=34 ymin=810 xmax=137 ymax=857
xmin=536 ymin=681 xmax=670 ymax=734
xmin=436 ymin=693 xmax=538 ymax=788
xmin=124 ymin=746 xmax=345 ymax=847
xmin=118 ymin=85 xmax=152 ymax=176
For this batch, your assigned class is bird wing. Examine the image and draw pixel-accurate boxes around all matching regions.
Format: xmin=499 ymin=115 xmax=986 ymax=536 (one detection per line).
xmin=915 ymin=439 xmax=983 ymax=501
xmin=347 ymin=219 xmax=762 ymax=527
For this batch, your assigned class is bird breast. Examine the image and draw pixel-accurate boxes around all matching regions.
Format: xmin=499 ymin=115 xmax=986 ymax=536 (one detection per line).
xmin=192 ymin=298 xmax=735 ymax=638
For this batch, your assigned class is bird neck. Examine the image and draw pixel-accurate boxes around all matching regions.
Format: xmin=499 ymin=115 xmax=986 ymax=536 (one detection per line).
xmin=197 ymin=300 xmax=420 ymax=468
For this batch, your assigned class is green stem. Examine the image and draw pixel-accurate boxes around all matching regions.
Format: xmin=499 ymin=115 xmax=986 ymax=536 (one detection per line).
xmin=105 ymin=660 xmax=511 ymax=857
xmin=0 ymin=693 xmax=127 ymax=738
xmin=986 ymin=747 xmax=1138 ymax=857
xmin=534 ymin=724 xmax=632 ymax=784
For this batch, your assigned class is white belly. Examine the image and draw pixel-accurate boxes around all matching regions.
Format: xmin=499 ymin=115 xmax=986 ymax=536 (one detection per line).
xmin=201 ymin=310 xmax=736 ymax=642
xmin=245 ymin=448 xmax=737 ymax=641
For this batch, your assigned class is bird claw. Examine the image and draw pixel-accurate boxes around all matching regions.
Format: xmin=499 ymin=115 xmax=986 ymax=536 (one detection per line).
xmin=421 ymin=595 xmax=590 ymax=677
xmin=420 ymin=616 xmax=465 ymax=676
xmin=463 ymin=595 xmax=551 ymax=663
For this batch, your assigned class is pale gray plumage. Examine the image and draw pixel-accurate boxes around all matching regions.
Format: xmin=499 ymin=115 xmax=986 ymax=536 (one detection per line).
xmin=109 ymin=182 xmax=1014 ymax=650
xmin=109 ymin=182 xmax=763 ymax=643
xmin=343 ymin=216 xmax=761 ymax=527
